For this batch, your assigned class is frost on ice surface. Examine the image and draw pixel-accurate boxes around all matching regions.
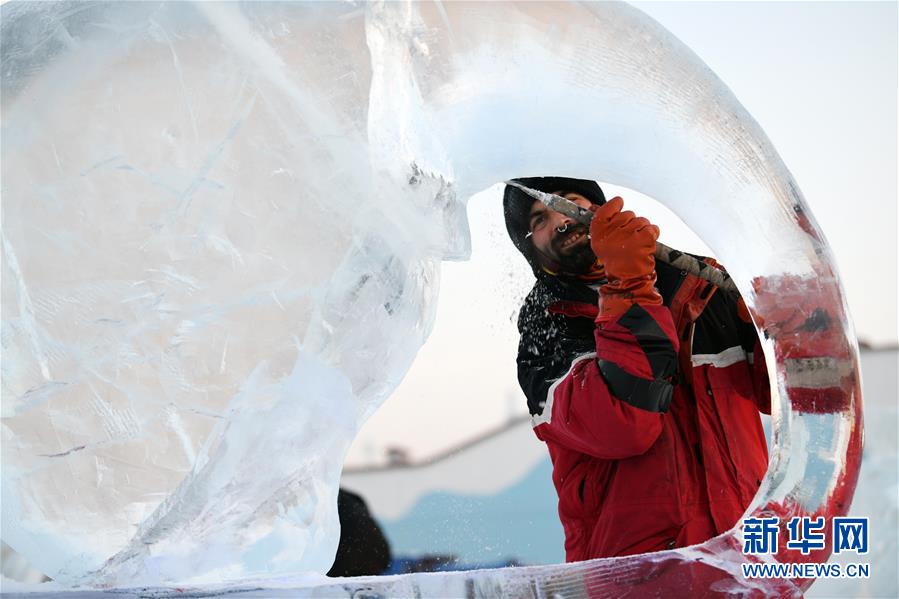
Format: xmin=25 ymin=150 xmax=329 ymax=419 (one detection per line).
xmin=1 ymin=1 xmax=861 ymax=595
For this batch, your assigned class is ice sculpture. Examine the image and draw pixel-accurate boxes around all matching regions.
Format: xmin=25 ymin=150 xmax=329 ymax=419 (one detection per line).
xmin=1 ymin=1 xmax=861 ymax=596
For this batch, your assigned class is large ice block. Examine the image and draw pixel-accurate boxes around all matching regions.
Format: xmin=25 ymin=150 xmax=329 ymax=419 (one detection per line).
xmin=1 ymin=1 xmax=861 ymax=595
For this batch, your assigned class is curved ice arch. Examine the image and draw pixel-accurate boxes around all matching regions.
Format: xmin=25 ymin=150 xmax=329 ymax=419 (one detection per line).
xmin=0 ymin=1 xmax=862 ymax=594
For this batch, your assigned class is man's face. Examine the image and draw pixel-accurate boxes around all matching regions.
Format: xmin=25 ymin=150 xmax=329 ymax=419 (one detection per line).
xmin=527 ymin=192 xmax=597 ymax=274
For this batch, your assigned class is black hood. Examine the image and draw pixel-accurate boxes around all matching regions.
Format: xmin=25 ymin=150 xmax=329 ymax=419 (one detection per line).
xmin=503 ymin=176 xmax=605 ymax=273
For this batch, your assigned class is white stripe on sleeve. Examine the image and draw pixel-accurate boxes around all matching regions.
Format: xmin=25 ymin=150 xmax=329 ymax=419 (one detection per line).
xmin=691 ymin=345 xmax=747 ymax=368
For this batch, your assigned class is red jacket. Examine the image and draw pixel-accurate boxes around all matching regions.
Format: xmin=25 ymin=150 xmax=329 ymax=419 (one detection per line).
xmin=516 ymin=259 xmax=770 ymax=561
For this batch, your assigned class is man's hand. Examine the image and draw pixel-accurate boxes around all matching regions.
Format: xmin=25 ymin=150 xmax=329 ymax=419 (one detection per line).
xmin=589 ymin=197 xmax=663 ymax=321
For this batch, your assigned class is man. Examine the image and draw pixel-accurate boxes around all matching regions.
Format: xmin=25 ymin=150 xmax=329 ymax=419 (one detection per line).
xmin=504 ymin=176 xmax=770 ymax=561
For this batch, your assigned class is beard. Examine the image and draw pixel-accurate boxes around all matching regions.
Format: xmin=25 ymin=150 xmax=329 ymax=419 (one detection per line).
xmin=550 ymin=226 xmax=596 ymax=274
xmin=557 ymin=243 xmax=597 ymax=274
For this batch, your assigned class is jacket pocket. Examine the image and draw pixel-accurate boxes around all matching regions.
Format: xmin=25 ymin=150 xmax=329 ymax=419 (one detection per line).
xmin=580 ymin=459 xmax=614 ymax=515
xmin=559 ymin=458 xmax=612 ymax=521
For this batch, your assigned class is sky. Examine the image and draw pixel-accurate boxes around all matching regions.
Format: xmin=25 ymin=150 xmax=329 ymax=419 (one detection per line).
xmin=345 ymin=1 xmax=898 ymax=467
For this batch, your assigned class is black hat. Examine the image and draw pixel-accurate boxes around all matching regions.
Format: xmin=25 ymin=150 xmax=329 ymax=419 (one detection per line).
xmin=503 ymin=176 xmax=605 ymax=272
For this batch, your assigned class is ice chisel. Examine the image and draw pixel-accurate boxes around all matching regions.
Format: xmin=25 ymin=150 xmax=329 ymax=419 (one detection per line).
xmin=504 ymin=181 xmax=740 ymax=296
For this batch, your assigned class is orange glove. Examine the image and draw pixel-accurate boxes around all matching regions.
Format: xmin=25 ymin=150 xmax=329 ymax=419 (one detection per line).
xmin=589 ymin=197 xmax=662 ymax=322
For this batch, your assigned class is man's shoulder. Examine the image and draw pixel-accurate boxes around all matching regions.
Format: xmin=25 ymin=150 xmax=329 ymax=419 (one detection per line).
xmin=514 ymin=250 xmax=717 ymax=334
xmin=516 ymin=278 xmax=557 ymax=334
xmin=654 ymin=251 xmax=723 ymax=305
xmin=516 ymin=275 xmax=598 ymax=336
xmin=522 ymin=277 xmax=558 ymax=310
